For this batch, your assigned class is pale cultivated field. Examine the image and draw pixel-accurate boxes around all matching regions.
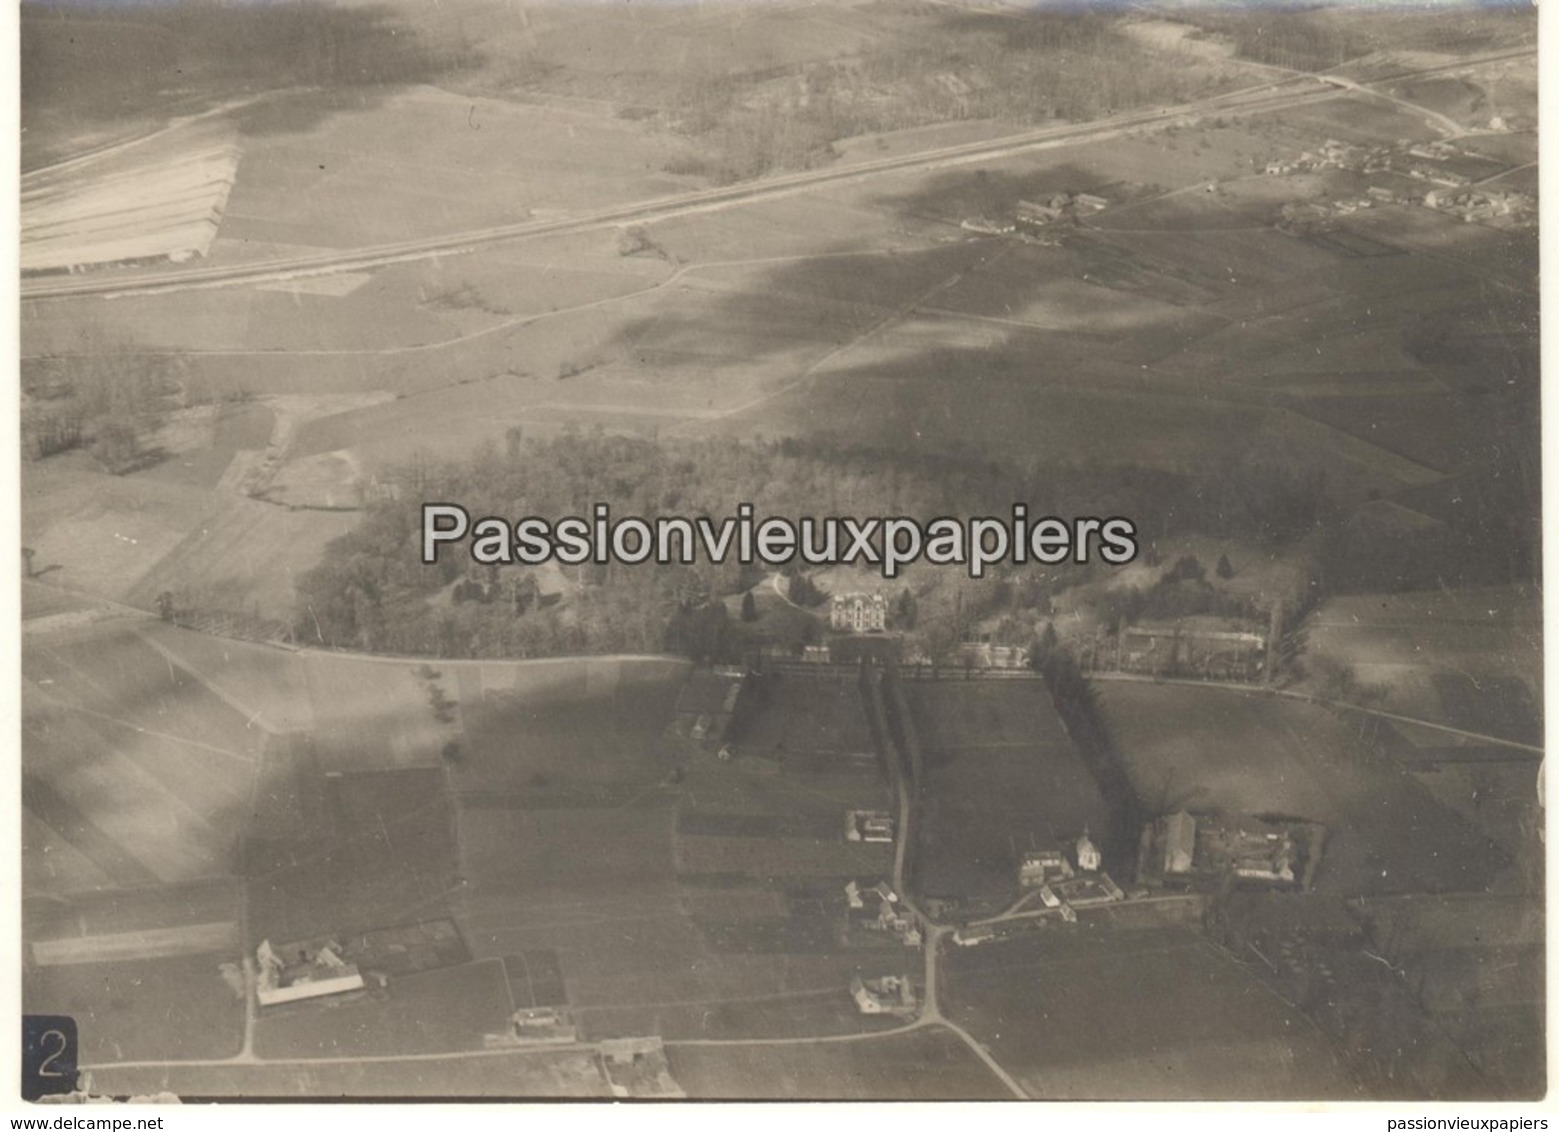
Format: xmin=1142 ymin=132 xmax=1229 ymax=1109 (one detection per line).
xmin=1301 ymin=586 xmax=1542 ymax=741
xmin=21 ymin=120 xmax=240 ymax=273
xmin=23 ymin=624 xmax=263 ymax=890
xmin=213 ymin=86 xmax=696 ymax=253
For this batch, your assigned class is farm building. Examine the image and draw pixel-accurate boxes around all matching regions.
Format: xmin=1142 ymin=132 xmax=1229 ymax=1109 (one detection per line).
xmin=830 ymin=592 xmax=888 ymax=633
xmin=1116 ymin=618 xmax=1266 ymax=681
xmin=1163 ymin=810 xmax=1197 ymax=875
xmin=1421 ymin=189 xmax=1534 ymax=225
xmin=1138 ymin=812 xmax=1325 ymax=891
xmin=953 ymin=925 xmax=998 ymax=947
xmin=845 ymin=810 xmax=895 ymax=844
xmin=1018 ymin=849 xmax=1073 ymax=888
xmin=1407 ymin=141 xmax=1460 ymax=161
xmin=255 ymin=938 xmax=365 ymax=1007
xmin=953 ymin=642 xmax=1030 ymax=670
xmin=1050 ymin=871 xmax=1124 ymax=908
xmin=846 ymin=879 xmax=898 ymax=910
xmin=961 ymin=216 xmax=1016 ymax=235
xmin=845 ymin=880 xmax=921 ymax=946
xmin=1215 ymin=822 xmax=1297 ymax=884
xmin=1014 ymin=198 xmax=1065 ymax=227
xmin=850 ymin=974 xmax=918 ymax=1016
xmin=499 ymin=1007 xmax=577 ymax=1046
xmin=600 ymin=1037 xmax=686 ymax=1099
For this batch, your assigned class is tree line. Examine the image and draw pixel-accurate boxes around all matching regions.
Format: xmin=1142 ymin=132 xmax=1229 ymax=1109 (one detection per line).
xmin=294 ymin=428 xmax=1337 ymax=661
xmin=22 ymin=328 xmax=181 ymax=471
xmin=654 ymin=9 xmax=1241 ymax=185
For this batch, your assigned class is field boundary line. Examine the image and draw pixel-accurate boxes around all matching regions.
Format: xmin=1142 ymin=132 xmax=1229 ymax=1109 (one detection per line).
xmin=25 ymin=681 xmax=260 ymax=767
xmin=569 ymin=986 xmax=857 ymax=1014
xmin=292 ymin=646 xmax=689 ymax=669
xmin=665 ymin=1021 xmax=926 ymax=1048
xmin=84 ymin=1019 xmax=952 ymax=1075
xmin=672 ymin=245 xmax=1009 ymax=434
xmin=1091 ymin=671 xmax=1543 ymax=754
xmin=80 ymin=1042 xmax=611 ymax=1073
xmin=20 ymin=249 xmax=903 ymax=363
xmin=135 ymin=626 xmax=280 ymax=736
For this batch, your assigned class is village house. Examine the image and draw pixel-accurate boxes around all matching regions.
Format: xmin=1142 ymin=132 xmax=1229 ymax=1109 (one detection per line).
xmin=845 ymin=809 xmax=896 ymax=843
xmin=845 ymin=880 xmax=921 ymax=946
xmin=850 ymin=974 xmax=918 ymax=1015
xmin=1017 ymin=848 xmax=1073 ymax=888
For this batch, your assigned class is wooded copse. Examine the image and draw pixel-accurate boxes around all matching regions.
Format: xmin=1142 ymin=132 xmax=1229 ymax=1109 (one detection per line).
xmin=294 ymin=429 xmax=1338 ymax=661
xmin=21 ymin=330 xmax=182 ymax=471
xmin=658 ymin=10 xmax=1244 ymax=184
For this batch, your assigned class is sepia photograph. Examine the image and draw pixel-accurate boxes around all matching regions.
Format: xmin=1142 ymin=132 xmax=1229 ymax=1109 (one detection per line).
xmin=14 ymin=0 xmax=1544 ymax=1105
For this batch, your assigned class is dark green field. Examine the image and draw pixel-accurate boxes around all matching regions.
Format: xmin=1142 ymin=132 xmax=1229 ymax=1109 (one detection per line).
xmin=665 ymin=1028 xmax=1012 ymax=1100
xmin=942 ymin=923 xmax=1363 ymax=1100
xmin=906 ymin=679 xmax=1112 ymax=900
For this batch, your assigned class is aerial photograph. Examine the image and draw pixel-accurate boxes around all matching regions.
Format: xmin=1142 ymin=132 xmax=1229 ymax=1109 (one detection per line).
xmin=16 ymin=0 xmax=1542 ymax=1103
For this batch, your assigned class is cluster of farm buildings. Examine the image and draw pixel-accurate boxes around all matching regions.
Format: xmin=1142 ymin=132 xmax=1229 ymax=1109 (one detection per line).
xmin=959 ymin=188 xmax=1111 ymax=237
xmin=816 ymin=588 xmax=1275 ymax=683
xmin=1139 ymin=811 xmax=1327 ymax=891
xmin=253 ymin=919 xmax=470 ymax=1008
xmin=1266 ymin=135 xmax=1532 ymax=229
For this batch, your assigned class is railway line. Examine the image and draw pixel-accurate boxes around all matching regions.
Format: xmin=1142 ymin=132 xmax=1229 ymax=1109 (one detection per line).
xmin=24 ymin=47 xmax=1532 ymax=303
